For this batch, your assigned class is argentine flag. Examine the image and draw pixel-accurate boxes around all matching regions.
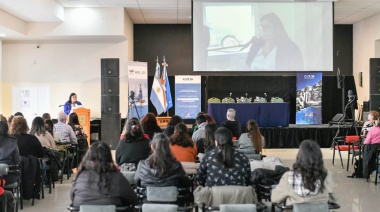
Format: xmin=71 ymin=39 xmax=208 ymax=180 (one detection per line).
xmin=150 ymin=61 xmax=166 ymax=115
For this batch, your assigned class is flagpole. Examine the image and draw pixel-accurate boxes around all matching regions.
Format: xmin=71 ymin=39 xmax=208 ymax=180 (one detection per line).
xmin=163 ymin=55 xmax=170 ymax=117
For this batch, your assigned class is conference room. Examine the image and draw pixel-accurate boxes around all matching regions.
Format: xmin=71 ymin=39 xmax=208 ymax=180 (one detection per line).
xmin=1 ymin=0 xmax=380 ymax=211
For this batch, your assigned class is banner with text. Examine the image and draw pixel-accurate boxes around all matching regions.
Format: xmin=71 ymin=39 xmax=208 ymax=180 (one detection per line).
xmin=128 ymin=62 xmax=148 ymax=119
xmin=175 ymin=75 xmax=201 ymax=119
xmin=296 ymin=72 xmax=322 ymax=124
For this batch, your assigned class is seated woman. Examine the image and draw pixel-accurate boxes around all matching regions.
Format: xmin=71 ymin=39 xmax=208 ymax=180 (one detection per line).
xmin=30 ymin=116 xmax=56 ymax=149
xmin=361 ymin=110 xmax=379 ymax=137
xmin=140 ymin=112 xmax=162 ymax=139
xmin=71 ymin=142 xmax=137 ymax=209
xmin=363 ymin=119 xmax=380 ymax=178
xmin=195 ymin=127 xmax=251 ymax=187
xmin=115 ymin=118 xmax=150 ymax=169
xmin=45 ymin=119 xmax=62 ymax=143
xmin=134 ymin=133 xmax=190 ymax=188
xmin=170 ymin=123 xmax=197 ymax=162
xmin=0 ymin=121 xmax=21 ymax=185
xmin=163 ymin=115 xmax=183 ymax=137
xmin=196 ymin=123 xmax=218 ymax=154
xmin=238 ymin=119 xmax=265 ymax=155
xmin=271 ymin=140 xmax=336 ymax=206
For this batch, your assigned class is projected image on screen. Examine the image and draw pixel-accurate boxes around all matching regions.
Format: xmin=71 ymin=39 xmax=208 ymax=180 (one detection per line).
xmin=193 ymin=1 xmax=333 ymax=72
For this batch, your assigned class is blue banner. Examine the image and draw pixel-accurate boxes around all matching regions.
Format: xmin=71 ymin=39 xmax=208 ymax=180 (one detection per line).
xmin=175 ymin=75 xmax=201 ymax=119
xmin=296 ymin=72 xmax=322 ymax=124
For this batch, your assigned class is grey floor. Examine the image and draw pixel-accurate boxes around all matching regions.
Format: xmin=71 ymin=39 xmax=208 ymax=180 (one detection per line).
xmin=19 ymin=149 xmax=380 ymax=212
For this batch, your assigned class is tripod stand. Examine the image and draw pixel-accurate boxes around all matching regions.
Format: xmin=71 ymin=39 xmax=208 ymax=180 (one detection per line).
xmin=127 ymin=95 xmax=140 ymax=120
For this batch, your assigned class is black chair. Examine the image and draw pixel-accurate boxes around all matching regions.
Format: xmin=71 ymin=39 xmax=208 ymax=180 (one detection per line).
xmin=31 ymin=158 xmax=45 ymax=206
xmin=3 ymin=164 xmax=22 ymax=212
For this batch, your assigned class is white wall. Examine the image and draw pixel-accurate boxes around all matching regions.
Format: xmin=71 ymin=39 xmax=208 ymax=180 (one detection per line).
xmin=2 ymin=40 xmax=129 ymax=118
xmin=353 ymin=13 xmax=380 ymax=104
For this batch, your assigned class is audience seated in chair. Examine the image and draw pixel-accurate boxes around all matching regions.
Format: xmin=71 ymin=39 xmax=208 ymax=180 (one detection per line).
xmin=0 ymin=121 xmax=21 ymax=186
xmin=169 ymin=123 xmax=197 ymax=162
xmin=238 ymin=119 xmax=265 ymax=158
xmin=140 ymin=113 xmax=162 ymax=140
xmin=361 ymin=110 xmax=379 ymax=137
xmin=363 ymin=119 xmax=380 ymax=178
xmin=134 ymin=133 xmax=190 ymax=188
xmin=54 ymin=111 xmax=77 ymax=144
xmin=196 ymin=123 xmax=218 ymax=154
xmin=192 ymin=114 xmax=207 ymax=142
xmin=115 ymin=118 xmax=150 ymax=169
xmin=220 ymin=108 xmax=241 ymax=139
xmin=30 ymin=116 xmax=56 ymax=149
xmin=195 ymin=127 xmax=251 ymax=187
xmin=71 ymin=142 xmax=137 ymax=209
xmin=271 ymin=140 xmax=336 ymax=206
xmin=163 ymin=115 xmax=183 ymax=138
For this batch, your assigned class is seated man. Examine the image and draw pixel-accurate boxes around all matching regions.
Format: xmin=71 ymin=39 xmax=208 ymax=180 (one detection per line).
xmin=220 ymin=108 xmax=241 ymax=138
xmin=192 ymin=114 xmax=207 ymax=142
xmin=54 ymin=111 xmax=77 ymax=144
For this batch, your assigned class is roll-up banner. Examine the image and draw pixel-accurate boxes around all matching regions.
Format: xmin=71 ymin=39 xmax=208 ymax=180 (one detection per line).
xmin=128 ymin=62 xmax=148 ymax=119
xmin=175 ymin=75 xmax=202 ymax=119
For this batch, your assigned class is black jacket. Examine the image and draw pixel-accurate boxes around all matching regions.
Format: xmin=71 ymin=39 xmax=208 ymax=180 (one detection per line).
xmin=115 ymin=138 xmax=150 ymax=166
xmin=71 ymin=170 xmax=137 ymax=208
xmin=134 ymin=159 xmax=190 ymax=188
xmin=0 ymin=135 xmax=21 ymax=184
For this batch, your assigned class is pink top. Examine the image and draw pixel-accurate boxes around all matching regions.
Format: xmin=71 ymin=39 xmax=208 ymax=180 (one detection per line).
xmin=364 ymin=126 xmax=380 ymax=144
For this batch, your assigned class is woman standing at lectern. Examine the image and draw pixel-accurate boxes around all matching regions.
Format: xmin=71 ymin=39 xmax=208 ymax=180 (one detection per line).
xmin=64 ymin=93 xmax=82 ymax=115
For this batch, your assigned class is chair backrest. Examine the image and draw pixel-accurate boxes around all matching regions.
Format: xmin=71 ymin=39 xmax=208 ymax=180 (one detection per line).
xmin=293 ymin=203 xmax=328 ymax=212
xmin=208 ymin=97 xmax=221 ymax=103
xmin=219 ymin=204 xmax=257 ymax=212
xmin=180 ymin=162 xmax=200 ymax=174
xmin=121 ymin=171 xmax=135 ymax=185
xmin=0 ymin=164 xmax=9 ymax=176
xmin=146 ymin=186 xmax=178 ymax=202
xmin=79 ymin=205 xmax=116 ymax=212
xmin=222 ymin=97 xmax=235 ymax=103
xmin=142 ymin=203 xmax=178 ymax=212
xmin=270 ymin=97 xmax=284 ymax=103
xmin=346 ymin=135 xmax=360 ymax=142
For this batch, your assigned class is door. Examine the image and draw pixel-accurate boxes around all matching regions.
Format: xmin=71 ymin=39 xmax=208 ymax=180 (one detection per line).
xmin=12 ymin=86 xmax=50 ymax=128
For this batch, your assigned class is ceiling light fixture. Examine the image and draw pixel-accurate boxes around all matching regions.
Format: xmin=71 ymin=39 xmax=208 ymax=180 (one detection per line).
xmin=0 ymin=33 xmax=6 ymax=37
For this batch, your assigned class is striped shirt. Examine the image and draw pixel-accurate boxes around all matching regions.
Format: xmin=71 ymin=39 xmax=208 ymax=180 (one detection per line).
xmin=54 ymin=122 xmax=77 ymax=143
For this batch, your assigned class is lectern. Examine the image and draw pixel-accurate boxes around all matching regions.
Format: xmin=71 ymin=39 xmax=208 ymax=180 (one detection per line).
xmin=73 ymin=107 xmax=91 ymax=147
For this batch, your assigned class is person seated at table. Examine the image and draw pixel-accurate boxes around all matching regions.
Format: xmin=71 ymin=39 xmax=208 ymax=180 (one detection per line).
xmin=163 ymin=115 xmax=183 ymax=137
xmin=220 ymin=108 xmax=241 ymax=139
xmin=134 ymin=133 xmax=190 ymax=188
xmin=30 ymin=116 xmax=56 ymax=149
xmin=140 ymin=112 xmax=162 ymax=139
xmin=0 ymin=121 xmax=21 ymax=185
xmin=238 ymin=119 xmax=265 ymax=155
xmin=170 ymin=123 xmax=197 ymax=162
xmin=271 ymin=140 xmax=336 ymax=206
xmin=71 ymin=142 xmax=137 ymax=209
xmin=195 ymin=127 xmax=251 ymax=187
xmin=361 ymin=110 xmax=379 ymax=137
xmin=115 ymin=118 xmax=150 ymax=169
xmin=192 ymin=114 xmax=207 ymax=142
xmin=196 ymin=123 xmax=218 ymax=154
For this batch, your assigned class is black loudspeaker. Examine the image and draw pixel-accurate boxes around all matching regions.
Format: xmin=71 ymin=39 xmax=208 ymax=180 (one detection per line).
xmin=370 ymin=58 xmax=380 ymax=95
xmin=101 ymin=113 xmax=121 ymax=149
xmin=363 ymin=101 xmax=370 ymax=112
xmin=101 ymin=77 xmax=119 ymax=95
xmin=101 ymin=96 xmax=120 ymax=114
xmin=370 ymin=94 xmax=380 ymax=111
xmin=331 ymin=113 xmax=344 ymax=122
xmin=101 ymin=58 xmax=120 ymax=77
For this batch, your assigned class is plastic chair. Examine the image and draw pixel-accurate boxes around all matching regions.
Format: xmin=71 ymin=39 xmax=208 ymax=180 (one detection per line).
xmin=271 ymin=202 xmax=340 ymax=212
xmin=67 ymin=204 xmax=130 ymax=212
xmin=142 ymin=203 xmax=178 ymax=212
xmin=4 ymin=164 xmax=22 ymax=212
xmin=121 ymin=171 xmax=136 ymax=188
xmin=332 ymin=135 xmax=361 ymax=170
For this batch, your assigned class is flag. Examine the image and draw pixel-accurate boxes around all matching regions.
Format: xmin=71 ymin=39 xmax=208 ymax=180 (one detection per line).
xmin=150 ymin=61 xmax=166 ymax=115
xmin=161 ymin=62 xmax=173 ymax=111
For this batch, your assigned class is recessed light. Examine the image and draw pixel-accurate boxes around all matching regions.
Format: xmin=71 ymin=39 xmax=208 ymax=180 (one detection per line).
xmin=0 ymin=33 xmax=6 ymax=37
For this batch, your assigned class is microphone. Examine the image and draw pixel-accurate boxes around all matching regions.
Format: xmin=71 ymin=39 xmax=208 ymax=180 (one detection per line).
xmin=348 ymin=90 xmax=355 ymax=101
xmin=264 ymin=93 xmax=267 ymax=98
xmin=59 ymin=105 xmax=64 ymax=107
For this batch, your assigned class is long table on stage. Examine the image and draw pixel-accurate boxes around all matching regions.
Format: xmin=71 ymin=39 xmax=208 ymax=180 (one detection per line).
xmin=207 ymin=103 xmax=290 ymax=128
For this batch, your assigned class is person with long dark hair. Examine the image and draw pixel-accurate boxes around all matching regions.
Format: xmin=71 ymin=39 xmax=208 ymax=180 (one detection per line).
xmin=163 ymin=115 xmax=183 ymax=137
xmin=30 ymin=116 xmax=56 ymax=149
xmin=0 ymin=121 xmax=21 ymax=185
xmin=134 ymin=133 xmax=189 ymax=187
xmin=238 ymin=119 xmax=265 ymax=154
xmin=71 ymin=142 xmax=137 ymax=209
xmin=271 ymin=140 xmax=336 ymax=205
xmin=140 ymin=112 xmax=162 ymax=139
xmin=45 ymin=119 xmax=62 ymax=143
xmin=170 ymin=123 xmax=197 ymax=162
xmin=196 ymin=123 xmax=218 ymax=154
xmin=195 ymin=127 xmax=251 ymax=187
xmin=68 ymin=113 xmax=87 ymax=140
xmin=64 ymin=93 xmax=82 ymax=115
xmin=115 ymin=118 xmax=150 ymax=168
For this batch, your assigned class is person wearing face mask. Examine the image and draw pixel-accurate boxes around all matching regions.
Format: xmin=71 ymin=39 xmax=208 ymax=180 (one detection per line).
xmin=64 ymin=93 xmax=83 ymax=115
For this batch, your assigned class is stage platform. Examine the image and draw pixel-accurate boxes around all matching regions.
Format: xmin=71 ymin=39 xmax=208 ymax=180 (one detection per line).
xmin=261 ymin=124 xmax=361 ymax=148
